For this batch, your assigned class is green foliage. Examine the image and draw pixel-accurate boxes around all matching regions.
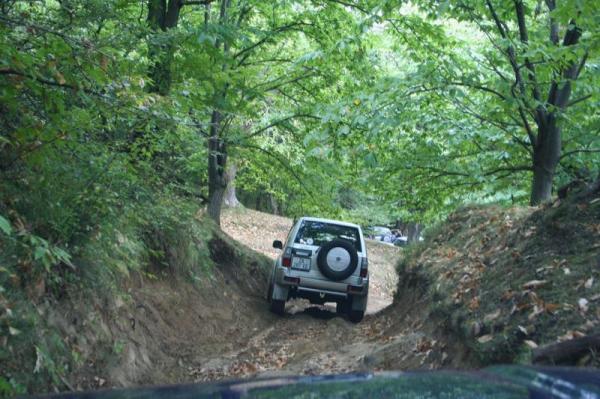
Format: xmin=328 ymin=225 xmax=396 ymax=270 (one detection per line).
xmin=0 ymin=0 xmax=598 ymax=392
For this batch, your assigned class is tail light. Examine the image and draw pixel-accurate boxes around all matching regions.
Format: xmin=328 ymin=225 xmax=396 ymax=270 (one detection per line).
xmin=282 ymin=247 xmax=293 ymax=267
xmin=360 ymin=257 xmax=368 ymax=277
xmin=348 ymin=285 xmax=364 ymax=293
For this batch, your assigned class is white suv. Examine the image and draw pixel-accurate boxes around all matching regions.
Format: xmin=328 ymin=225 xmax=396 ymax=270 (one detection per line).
xmin=267 ymin=216 xmax=369 ymax=323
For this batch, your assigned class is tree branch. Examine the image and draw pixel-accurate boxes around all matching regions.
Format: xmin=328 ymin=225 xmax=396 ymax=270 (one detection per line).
xmin=243 ymin=114 xmax=321 ymax=140
xmin=182 ymin=0 xmax=213 ymax=6
xmin=547 ymin=20 xmax=583 ymax=109
xmin=238 ymin=144 xmax=311 ymax=196
xmin=486 ymin=1 xmax=527 ymax=99
xmin=484 ymin=165 xmax=532 ymax=175
xmin=0 ymin=68 xmax=105 ymax=97
xmin=448 ymin=81 xmax=507 ymax=101
xmin=545 ymin=0 xmax=560 ymax=44
xmin=514 ymin=0 xmax=542 ymax=104
xmin=560 ymin=148 xmax=600 ymax=160
xmin=233 ymin=22 xmax=310 ymax=62
xmin=567 ymin=94 xmax=592 ymax=108
xmin=324 ymin=0 xmax=370 ymax=14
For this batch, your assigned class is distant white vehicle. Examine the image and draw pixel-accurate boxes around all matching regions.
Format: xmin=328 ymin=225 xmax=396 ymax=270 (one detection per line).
xmin=364 ymin=226 xmax=394 ymax=242
xmin=268 ymin=216 xmax=369 ymax=323
xmin=393 ymin=236 xmax=408 ymax=247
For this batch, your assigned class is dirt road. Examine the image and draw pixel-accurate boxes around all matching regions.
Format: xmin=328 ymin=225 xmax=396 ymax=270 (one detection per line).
xmin=89 ymin=209 xmax=454 ymax=390
xmin=174 ymin=209 xmax=449 ymax=382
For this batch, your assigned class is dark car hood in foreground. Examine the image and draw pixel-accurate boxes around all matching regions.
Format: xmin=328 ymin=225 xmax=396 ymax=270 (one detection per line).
xmin=35 ymin=366 xmax=600 ymax=399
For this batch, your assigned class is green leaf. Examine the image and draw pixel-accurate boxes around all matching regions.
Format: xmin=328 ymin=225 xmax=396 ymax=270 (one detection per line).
xmin=0 ymin=215 xmax=12 ymax=235
xmin=34 ymin=246 xmax=46 ymax=261
xmin=8 ymin=326 xmax=20 ymax=336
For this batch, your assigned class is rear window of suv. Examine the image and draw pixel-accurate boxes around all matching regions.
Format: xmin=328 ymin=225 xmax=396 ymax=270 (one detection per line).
xmin=294 ymin=220 xmax=362 ymax=251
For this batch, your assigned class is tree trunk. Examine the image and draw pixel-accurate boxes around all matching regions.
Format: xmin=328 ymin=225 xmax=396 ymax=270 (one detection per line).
xmin=528 ymin=20 xmax=582 ymax=205
xmin=255 ymin=193 xmax=262 ymax=211
xmin=407 ymin=223 xmax=422 ymax=244
xmin=147 ymin=0 xmax=182 ymax=95
xmin=206 ymin=0 xmax=231 ymax=226
xmin=269 ymin=194 xmax=279 ymax=215
xmin=207 ymin=185 xmax=226 ymax=222
xmin=223 ymin=162 xmax=241 ymax=208
xmin=207 ymin=110 xmax=227 ymax=225
xmin=530 ymin=117 xmax=561 ymax=205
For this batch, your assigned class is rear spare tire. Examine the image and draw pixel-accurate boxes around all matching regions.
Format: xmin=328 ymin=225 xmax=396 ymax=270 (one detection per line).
xmin=317 ymin=239 xmax=358 ymax=281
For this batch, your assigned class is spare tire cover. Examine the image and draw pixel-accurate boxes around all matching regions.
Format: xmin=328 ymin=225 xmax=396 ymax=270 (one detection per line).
xmin=317 ymin=239 xmax=359 ymax=281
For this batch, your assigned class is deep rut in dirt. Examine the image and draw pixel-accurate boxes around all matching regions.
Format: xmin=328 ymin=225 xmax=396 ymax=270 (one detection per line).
xmin=173 ymin=209 xmax=458 ymax=382
xmin=80 ymin=209 xmax=457 ymax=390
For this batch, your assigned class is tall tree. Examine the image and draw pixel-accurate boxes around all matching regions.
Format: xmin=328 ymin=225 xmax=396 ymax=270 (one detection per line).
xmin=409 ymin=0 xmax=599 ymax=205
xmin=146 ymin=0 xmax=210 ymax=94
xmin=197 ymin=0 xmax=367 ymax=224
xmin=483 ymin=0 xmax=591 ymax=204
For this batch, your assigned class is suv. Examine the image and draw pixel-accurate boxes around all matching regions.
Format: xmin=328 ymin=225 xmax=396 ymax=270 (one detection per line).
xmin=267 ymin=217 xmax=369 ymax=323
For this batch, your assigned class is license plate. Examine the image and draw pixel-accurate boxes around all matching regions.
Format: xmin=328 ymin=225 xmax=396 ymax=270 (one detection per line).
xmin=291 ymin=257 xmax=311 ymax=271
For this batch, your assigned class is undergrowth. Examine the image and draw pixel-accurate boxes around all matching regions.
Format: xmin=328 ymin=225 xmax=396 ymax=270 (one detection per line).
xmin=0 ymin=192 xmax=222 ymax=395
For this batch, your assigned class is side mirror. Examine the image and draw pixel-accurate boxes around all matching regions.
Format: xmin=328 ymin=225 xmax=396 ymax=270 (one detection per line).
xmin=273 ymin=240 xmax=283 ymax=250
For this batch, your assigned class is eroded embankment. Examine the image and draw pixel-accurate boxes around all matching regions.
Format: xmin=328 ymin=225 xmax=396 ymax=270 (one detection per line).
xmin=59 ymin=235 xmax=267 ymax=388
xmin=394 ymin=190 xmax=600 ymax=367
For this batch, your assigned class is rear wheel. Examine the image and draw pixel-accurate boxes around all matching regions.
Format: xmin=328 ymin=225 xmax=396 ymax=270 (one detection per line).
xmin=336 ymin=300 xmax=349 ymax=315
xmin=270 ymin=299 xmax=285 ymax=316
xmin=266 ymin=281 xmax=273 ymax=302
xmin=349 ymin=309 xmax=364 ymax=323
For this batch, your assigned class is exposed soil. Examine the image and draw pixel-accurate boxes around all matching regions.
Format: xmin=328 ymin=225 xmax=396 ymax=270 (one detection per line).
xmin=65 ymin=209 xmax=447 ymax=391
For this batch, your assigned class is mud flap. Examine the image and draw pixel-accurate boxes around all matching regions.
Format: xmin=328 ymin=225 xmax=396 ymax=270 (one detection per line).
xmin=351 ymin=294 xmax=367 ymax=311
xmin=271 ymin=282 xmax=289 ymax=301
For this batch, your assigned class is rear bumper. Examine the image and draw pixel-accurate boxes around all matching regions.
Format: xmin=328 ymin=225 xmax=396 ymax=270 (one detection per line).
xmin=274 ymin=266 xmax=369 ymax=298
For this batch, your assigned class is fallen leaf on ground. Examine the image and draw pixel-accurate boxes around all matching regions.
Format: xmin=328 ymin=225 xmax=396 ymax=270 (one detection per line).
xmin=517 ymin=325 xmax=528 ymax=336
xmin=522 ymin=280 xmax=548 ymax=289
xmin=477 ymin=335 xmax=493 ymax=344
xmin=524 ymin=340 xmax=538 ymax=349
xmin=544 ymin=303 xmax=560 ymax=313
xmin=501 ymin=290 xmax=515 ymax=301
xmin=468 ymin=296 xmax=480 ymax=310
xmin=484 ymin=309 xmax=501 ymax=322
xmin=416 ymin=338 xmax=433 ymax=352
xmin=528 ymin=305 xmax=544 ymax=320
xmin=578 ymin=298 xmax=589 ymax=312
